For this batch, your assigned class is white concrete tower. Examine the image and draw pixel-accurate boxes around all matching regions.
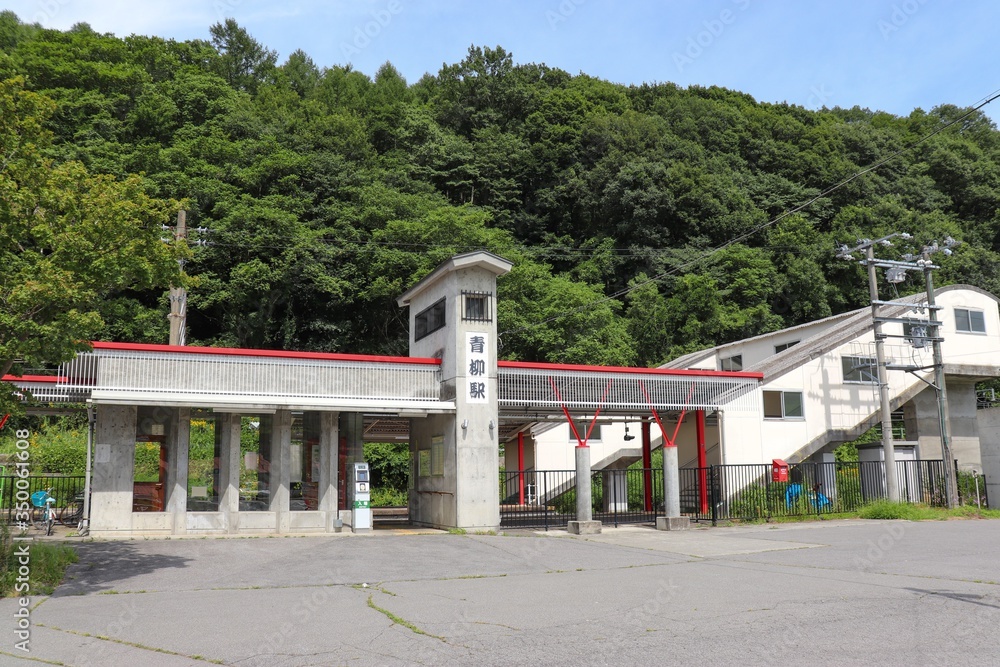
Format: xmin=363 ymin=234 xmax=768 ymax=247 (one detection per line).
xmin=397 ymin=251 xmax=513 ymax=530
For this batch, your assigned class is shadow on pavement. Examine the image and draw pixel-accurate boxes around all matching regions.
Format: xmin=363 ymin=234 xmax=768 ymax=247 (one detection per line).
xmin=52 ymin=541 xmax=191 ymax=597
xmin=904 ymin=587 xmax=1000 ymax=610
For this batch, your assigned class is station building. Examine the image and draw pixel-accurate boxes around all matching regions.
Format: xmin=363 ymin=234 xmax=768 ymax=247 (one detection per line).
xmin=7 ymin=252 xmax=762 ymax=537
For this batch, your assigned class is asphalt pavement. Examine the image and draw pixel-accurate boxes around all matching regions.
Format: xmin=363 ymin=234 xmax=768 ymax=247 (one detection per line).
xmin=1 ymin=519 xmax=998 ymax=666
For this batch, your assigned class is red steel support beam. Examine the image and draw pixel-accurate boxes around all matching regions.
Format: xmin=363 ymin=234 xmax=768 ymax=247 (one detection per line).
xmin=697 ymin=410 xmax=708 ymax=514
xmin=548 ymin=376 xmax=613 ymax=448
xmin=642 ymin=419 xmax=652 ymax=512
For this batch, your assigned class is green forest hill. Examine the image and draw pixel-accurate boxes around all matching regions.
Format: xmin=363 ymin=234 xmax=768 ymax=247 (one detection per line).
xmin=4 ymin=13 xmax=1000 ymax=372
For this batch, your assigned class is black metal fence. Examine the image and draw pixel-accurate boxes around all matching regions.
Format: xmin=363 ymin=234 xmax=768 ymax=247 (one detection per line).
xmin=957 ymin=470 xmax=989 ymax=508
xmin=591 ymin=468 xmax=662 ymax=527
xmin=500 ymin=469 xmax=576 ymax=529
xmin=0 ymin=475 xmax=87 ymax=524
xmin=501 ymin=459 xmax=982 ymax=529
xmin=691 ymin=460 xmax=953 ymax=523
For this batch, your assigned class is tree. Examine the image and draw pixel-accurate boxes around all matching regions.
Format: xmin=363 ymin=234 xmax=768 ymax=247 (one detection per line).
xmin=209 ymin=19 xmax=276 ymax=94
xmin=0 ymin=77 xmax=183 ymax=409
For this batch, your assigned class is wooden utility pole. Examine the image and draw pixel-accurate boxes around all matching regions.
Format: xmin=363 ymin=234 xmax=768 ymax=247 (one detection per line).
xmin=168 ymin=210 xmax=187 ymax=346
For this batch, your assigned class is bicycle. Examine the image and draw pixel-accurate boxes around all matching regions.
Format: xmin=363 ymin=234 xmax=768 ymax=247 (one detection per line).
xmin=59 ymin=492 xmax=86 ymax=528
xmin=30 ymin=489 xmax=56 ymax=536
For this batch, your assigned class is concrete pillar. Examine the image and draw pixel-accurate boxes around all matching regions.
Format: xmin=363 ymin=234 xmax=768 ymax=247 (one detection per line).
xmin=976 ymin=406 xmax=1000 ymax=508
xmin=91 ymin=405 xmax=137 ymax=534
xmin=908 ymin=381 xmax=982 ymax=468
xmin=218 ymin=414 xmax=240 ymax=533
xmin=270 ymin=410 xmax=292 ymax=532
xmin=568 ymin=445 xmax=600 ymax=534
xmin=657 ymin=444 xmax=689 ymax=531
xmin=818 ymin=452 xmax=836 ymax=503
xmin=166 ymin=407 xmax=190 ymax=535
xmin=945 ymin=380 xmax=982 ymax=470
xmin=602 ymin=468 xmax=628 ymax=512
xmin=318 ymin=411 xmax=340 ymax=531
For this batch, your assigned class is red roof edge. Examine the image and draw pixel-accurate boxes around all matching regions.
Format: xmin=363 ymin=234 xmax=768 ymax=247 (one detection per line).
xmin=2 ymin=375 xmax=67 ymax=383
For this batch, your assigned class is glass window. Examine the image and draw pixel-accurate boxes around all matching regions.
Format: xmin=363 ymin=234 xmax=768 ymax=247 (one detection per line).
xmin=763 ymin=391 xmax=783 ymax=418
xmin=462 ymin=291 xmax=492 ymax=322
xmin=290 ymin=412 xmax=321 ymax=510
xmin=414 ymin=298 xmax=446 ymax=341
xmin=134 ymin=407 xmax=166 ymax=512
xmin=842 ymin=356 xmax=877 ymax=383
xmin=782 ymin=392 xmax=803 ymax=418
xmin=763 ymin=391 xmax=803 ymax=419
xmin=133 ymin=442 xmax=164 ymax=511
xmin=955 ymin=308 xmax=986 ymax=333
xmin=774 ymin=341 xmax=799 ymax=353
xmin=567 ymin=419 xmax=602 ymax=443
xmin=239 ymin=415 xmax=272 ymax=511
xmin=187 ymin=411 xmax=220 ymax=511
xmin=719 ymin=355 xmax=743 ymax=372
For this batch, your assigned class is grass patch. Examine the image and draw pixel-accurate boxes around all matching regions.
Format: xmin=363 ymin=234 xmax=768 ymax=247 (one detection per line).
xmin=720 ymin=500 xmax=1000 ymax=525
xmin=36 ymin=624 xmax=225 ymax=663
xmin=446 ymin=527 xmax=467 ymax=535
xmin=946 ymin=505 xmax=1000 ymax=519
xmin=856 ymin=500 xmax=1000 ymax=521
xmin=0 ymin=525 xmax=78 ymax=598
xmin=857 ymin=500 xmax=941 ymax=520
xmin=366 ymin=594 xmax=444 ymax=640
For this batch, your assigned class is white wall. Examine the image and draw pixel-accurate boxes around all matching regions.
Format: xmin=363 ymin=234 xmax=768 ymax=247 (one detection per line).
xmin=724 ymin=288 xmax=1000 ymax=465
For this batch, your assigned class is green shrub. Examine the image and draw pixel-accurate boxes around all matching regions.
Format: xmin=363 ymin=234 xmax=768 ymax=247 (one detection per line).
xmin=0 ymin=420 xmax=88 ymax=475
xmin=364 ymin=442 xmax=409 ymax=492
xmin=834 ymin=468 xmax=863 ymax=511
xmin=370 ymin=487 xmax=407 ymax=507
xmin=729 ymin=483 xmax=785 ymax=519
xmin=133 ymin=441 xmax=161 ymax=482
xmin=956 ymin=470 xmax=988 ymax=507
xmin=552 ymin=489 xmax=575 ymax=514
xmin=858 ymin=500 xmax=938 ymax=520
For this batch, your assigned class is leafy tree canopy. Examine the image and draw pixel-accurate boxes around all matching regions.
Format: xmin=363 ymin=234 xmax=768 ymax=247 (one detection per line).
xmin=3 ymin=15 xmax=1000 ymax=390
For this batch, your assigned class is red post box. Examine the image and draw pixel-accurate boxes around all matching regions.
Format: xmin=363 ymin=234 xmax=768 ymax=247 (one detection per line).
xmin=772 ymin=459 xmax=789 ymax=483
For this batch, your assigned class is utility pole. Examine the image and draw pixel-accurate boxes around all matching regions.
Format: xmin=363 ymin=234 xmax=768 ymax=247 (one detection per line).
xmin=840 ymin=234 xmax=960 ymax=507
xmin=837 ymin=234 xmax=913 ymax=502
xmin=168 ymin=210 xmax=187 ymax=346
xmin=867 ymin=243 xmax=899 ymax=502
xmin=920 ymin=243 xmax=959 ymax=508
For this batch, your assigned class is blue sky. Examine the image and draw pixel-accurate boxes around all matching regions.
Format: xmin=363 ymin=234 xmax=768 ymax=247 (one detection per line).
xmin=6 ymin=0 xmax=1000 ymax=122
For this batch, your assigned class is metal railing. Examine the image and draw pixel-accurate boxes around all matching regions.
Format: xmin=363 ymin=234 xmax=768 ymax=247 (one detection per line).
xmin=59 ymin=348 xmax=443 ymax=403
xmin=498 ymin=364 xmax=762 ymax=413
xmin=0 ymin=475 xmax=87 ymax=525
xmin=707 ymin=460 xmax=952 ymax=523
xmin=499 ymin=470 xmax=576 ymax=530
xmin=499 ymin=459 xmax=981 ymax=529
xmin=592 ymin=468 xmax=662 ymax=527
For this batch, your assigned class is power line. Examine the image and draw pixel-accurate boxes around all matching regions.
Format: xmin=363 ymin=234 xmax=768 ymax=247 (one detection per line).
xmin=498 ymin=89 xmax=1000 ymax=342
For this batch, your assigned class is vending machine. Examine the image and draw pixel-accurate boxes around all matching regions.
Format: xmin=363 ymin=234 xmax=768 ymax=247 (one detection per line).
xmin=348 ymin=462 xmax=372 ymax=532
